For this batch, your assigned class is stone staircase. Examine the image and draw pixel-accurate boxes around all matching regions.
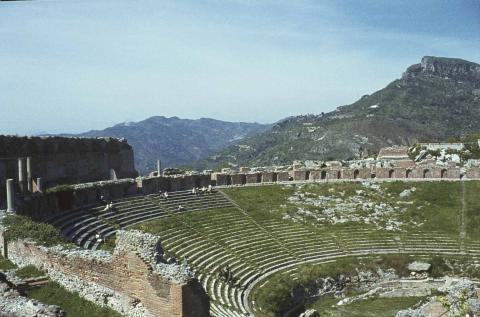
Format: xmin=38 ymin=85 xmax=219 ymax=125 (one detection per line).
xmin=43 ymin=189 xmax=480 ymax=317
xmin=45 ymin=190 xmax=235 ymax=250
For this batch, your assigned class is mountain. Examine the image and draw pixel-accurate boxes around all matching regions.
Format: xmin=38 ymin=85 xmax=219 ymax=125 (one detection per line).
xmin=206 ymin=56 xmax=480 ymax=168
xmin=72 ymin=116 xmax=270 ymax=173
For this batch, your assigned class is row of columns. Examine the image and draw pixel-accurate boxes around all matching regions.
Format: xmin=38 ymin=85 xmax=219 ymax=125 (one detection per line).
xmin=4 ymin=157 xmax=43 ymax=213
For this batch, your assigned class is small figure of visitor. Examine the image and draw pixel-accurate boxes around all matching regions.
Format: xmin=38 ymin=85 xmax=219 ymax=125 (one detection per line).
xmin=95 ymin=232 xmax=102 ymax=243
xmin=163 ymin=192 xmax=169 ymax=199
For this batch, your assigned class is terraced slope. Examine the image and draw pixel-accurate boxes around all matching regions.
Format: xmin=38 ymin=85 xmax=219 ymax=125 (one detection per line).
xmin=45 ymin=181 xmax=480 ymax=317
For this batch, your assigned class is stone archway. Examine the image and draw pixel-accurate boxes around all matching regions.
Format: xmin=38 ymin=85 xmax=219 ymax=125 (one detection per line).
xmin=337 ymin=171 xmax=342 ymax=179
xmin=272 ymin=173 xmax=278 ymax=182
xmin=321 ymin=170 xmax=327 ymax=180
xmin=423 ymin=169 xmax=431 ymax=178
xmin=406 ymin=169 xmax=412 ymax=178
xmin=388 ymin=170 xmax=394 ymax=179
xmin=353 ymin=169 xmax=359 ymax=179
xmin=441 ymin=169 xmax=447 ymax=179
xmin=305 ymin=171 xmax=311 ymax=181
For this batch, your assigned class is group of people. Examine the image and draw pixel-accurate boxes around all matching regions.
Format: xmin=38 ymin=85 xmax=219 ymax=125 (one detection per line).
xmin=191 ymin=185 xmax=213 ymax=195
xmin=159 ymin=191 xmax=169 ymax=199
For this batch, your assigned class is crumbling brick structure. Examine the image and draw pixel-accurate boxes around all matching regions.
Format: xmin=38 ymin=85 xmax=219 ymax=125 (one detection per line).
xmin=0 ymin=230 xmax=209 ymax=317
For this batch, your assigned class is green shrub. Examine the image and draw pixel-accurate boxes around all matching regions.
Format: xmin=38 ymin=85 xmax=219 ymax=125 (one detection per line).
xmin=99 ymin=235 xmax=116 ymax=252
xmin=26 ymin=281 xmax=122 ymax=317
xmin=45 ymin=184 xmax=73 ymax=194
xmin=0 ymin=255 xmax=16 ymax=270
xmin=16 ymin=265 xmax=45 ymax=279
xmin=429 ymin=256 xmax=451 ymax=278
xmin=3 ymin=214 xmax=69 ymax=247
xmin=254 ymin=274 xmax=299 ymax=316
xmin=376 ymin=254 xmax=411 ymax=276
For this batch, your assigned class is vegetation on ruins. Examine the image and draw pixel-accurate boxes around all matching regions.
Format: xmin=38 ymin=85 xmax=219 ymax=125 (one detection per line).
xmin=15 ymin=265 xmax=46 ymax=279
xmin=252 ymin=255 xmax=413 ymax=316
xmin=99 ymin=234 xmax=116 ymax=252
xmin=26 ymin=281 xmax=122 ymax=317
xmin=3 ymin=214 xmax=70 ymax=247
xmin=45 ymin=184 xmax=74 ymax=194
xmin=0 ymin=254 xmax=16 ymax=270
xmin=130 ymin=181 xmax=480 ymax=316
xmin=309 ymin=296 xmax=424 ymax=317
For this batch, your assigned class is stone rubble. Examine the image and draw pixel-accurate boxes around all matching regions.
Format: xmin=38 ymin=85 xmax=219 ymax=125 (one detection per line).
xmin=284 ymin=183 xmax=421 ymax=231
xmin=407 ymin=261 xmax=431 ymax=272
xmin=0 ymin=280 xmax=66 ymax=317
xmin=396 ymin=278 xmax=480 ymax=317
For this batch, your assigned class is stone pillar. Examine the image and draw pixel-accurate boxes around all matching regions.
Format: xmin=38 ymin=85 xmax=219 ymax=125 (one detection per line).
xmin=18 ymin=158 xmax=27 ymax=193
xmin=36 ymin=177 xmax=43 ymax=193
xmin=6 ymin=179 xmax=14 ymax=213
xmin=26 ymin=157 xmax=32 ymax=192
xmin=157 ymin=160 xmax=162 ymax=176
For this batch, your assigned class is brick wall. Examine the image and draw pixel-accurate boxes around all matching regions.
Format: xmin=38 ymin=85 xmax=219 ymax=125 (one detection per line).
xmin=0 ymin=230 xmax=209 ymax=317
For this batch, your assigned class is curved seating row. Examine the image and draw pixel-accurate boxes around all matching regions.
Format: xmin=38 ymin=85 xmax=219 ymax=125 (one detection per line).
xmin=44 ymin=189 xmax=479 ymax=317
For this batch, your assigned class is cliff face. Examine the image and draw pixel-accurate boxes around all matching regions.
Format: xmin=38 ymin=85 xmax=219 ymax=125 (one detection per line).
xmin=404 ymin=56 xmax=480 ymax=83
xmin=0 ymin=136 xmax=137 ymax=191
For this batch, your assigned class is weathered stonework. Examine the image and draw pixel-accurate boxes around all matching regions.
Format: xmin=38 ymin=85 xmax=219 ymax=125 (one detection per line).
xmin=0 ymin=136 xmax=137 ymax=198
xmin=0 ymin=230 xmax=209 ymax=317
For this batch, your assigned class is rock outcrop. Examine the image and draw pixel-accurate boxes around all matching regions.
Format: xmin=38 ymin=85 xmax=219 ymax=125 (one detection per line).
xmin=404 ymin=56 xmax=480 ymax=82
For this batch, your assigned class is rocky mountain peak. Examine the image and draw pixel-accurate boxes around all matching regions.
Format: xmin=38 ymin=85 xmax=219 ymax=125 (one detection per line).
xmin=403 ymin=56 xmax=480 ymax=82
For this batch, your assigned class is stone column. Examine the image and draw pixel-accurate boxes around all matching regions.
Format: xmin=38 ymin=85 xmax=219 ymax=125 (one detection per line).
xmin=36 ymin=177 xmax=43 ymax=193
xmin=18 ymin=158 xmax=27 ymax=193
xmin=26 ymin=157 xmax=32 ymax=192
xmin=6 ymin=179 xmax=14 ymax=213
xmin=157 ymin=160 xmax=161 ymax=176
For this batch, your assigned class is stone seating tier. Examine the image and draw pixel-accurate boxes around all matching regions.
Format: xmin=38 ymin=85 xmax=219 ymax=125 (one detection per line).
xmin=43 ymin=189 xmax=480 ymax=317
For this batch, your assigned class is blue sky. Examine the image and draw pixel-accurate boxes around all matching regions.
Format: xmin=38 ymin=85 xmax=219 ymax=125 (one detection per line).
xmin=1 ymin=0 xmax=479 ymax=135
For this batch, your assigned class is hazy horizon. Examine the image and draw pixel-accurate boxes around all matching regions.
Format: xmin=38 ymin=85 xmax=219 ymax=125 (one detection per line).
xmin=1 ymin=0 xmax=479 ymax=135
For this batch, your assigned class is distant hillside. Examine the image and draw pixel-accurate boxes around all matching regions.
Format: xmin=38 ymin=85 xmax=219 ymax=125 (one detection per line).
xmin=206 ymin=56 xmax=480 ymax=168
xmin=69 ymin=116 xmax=269 ymax=173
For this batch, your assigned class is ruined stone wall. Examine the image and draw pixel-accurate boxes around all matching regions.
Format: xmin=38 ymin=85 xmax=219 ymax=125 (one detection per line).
xmin=16 ymin=179 xmax=137 ymax=221
xmin=0 ymin=230 xmax=209 ymax=317
xmin=0 ymin=136 xmax=137 ymax=196
xmin=11 ymin=164 xmax=480 ymax=220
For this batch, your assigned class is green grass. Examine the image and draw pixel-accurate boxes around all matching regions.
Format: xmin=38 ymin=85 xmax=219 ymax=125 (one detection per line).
xmin=26 ymin=281 xmax=122 ymax=317
xmin=99 ymin=234 xmax=116 ymax=252
xmin=0 ymin=254 xmax=16 ymax=270
xmin=309 ymin=295 xmax=423 ymax=317
xmin=251 ymin=255 xmax=414 ymax=316
xmin=3 ymin=214 xmax=71 ymax=247
xmin=16 ymin=265 xmax=45 ymax=279
xmin=223 ymin=185 xmax=296 ymax=220
xmin=133 ymin=182 xmax=480 ymax=316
